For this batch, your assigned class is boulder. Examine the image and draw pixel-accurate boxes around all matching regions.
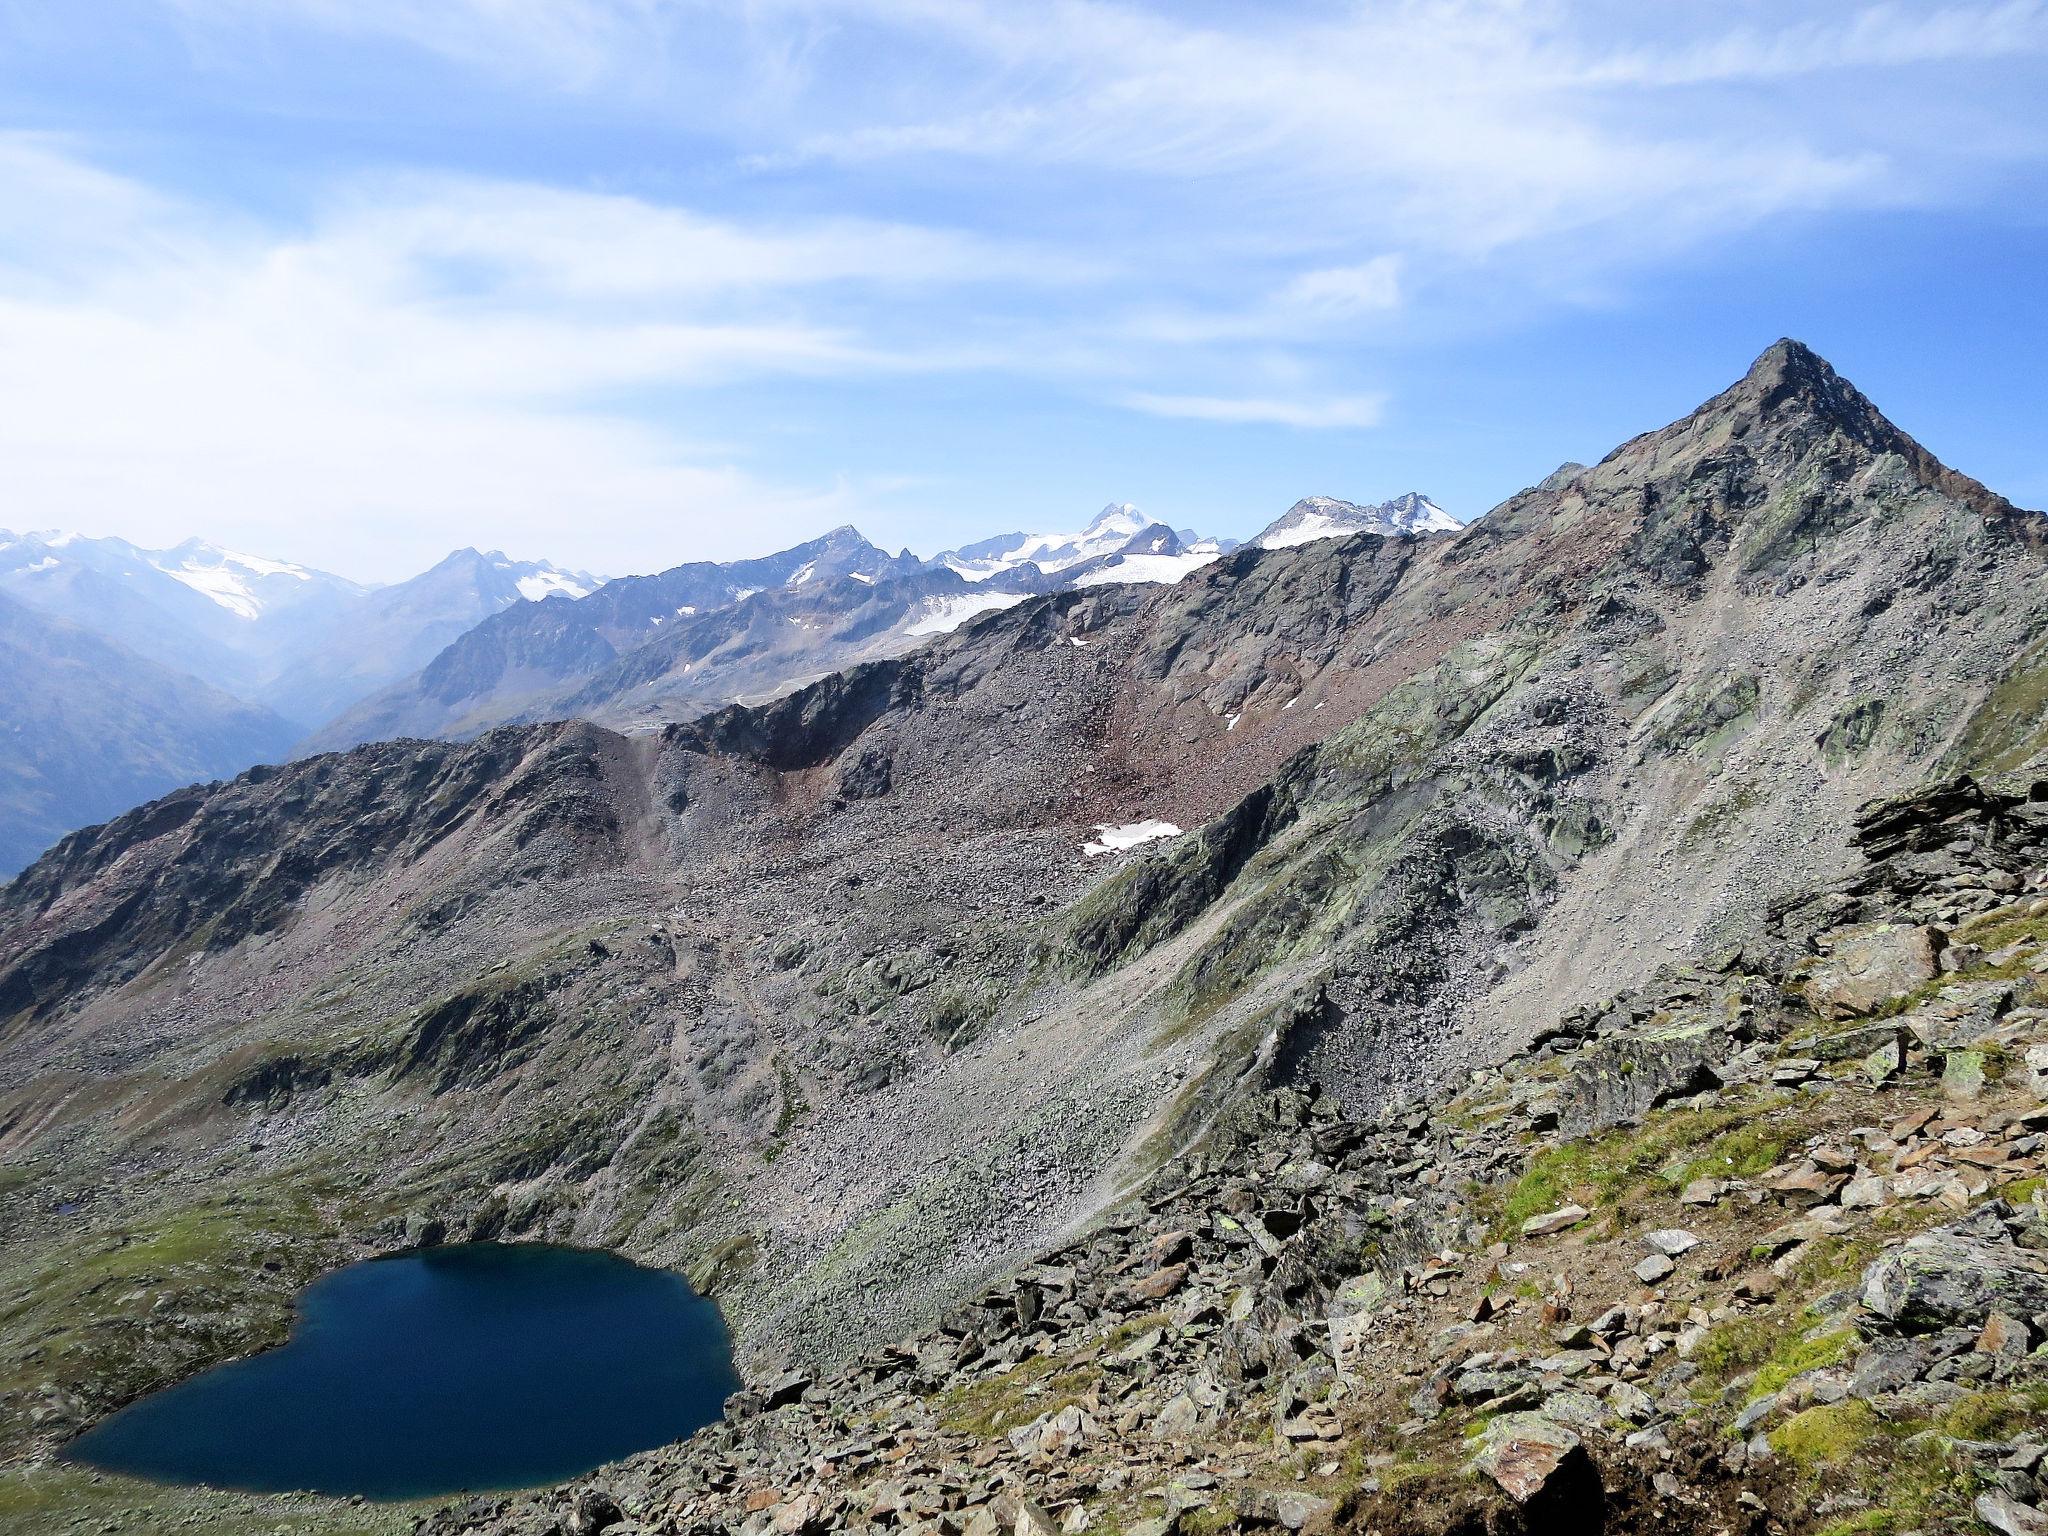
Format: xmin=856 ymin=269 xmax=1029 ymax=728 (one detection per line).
xmin=1472 ymin=1412 xmax=1598 ymax=1508
xmin=1556 ymin=1021 xmax=1724 ymax=1135
xmin=1235 ymin=1488 xmax=1331 ymax=1531
xmin=1977 ymin=1491 xmax=2048 ymax=1536
xmin=565 ymin=1489 xmax=624 ymax=1536
xmin=1863 ymin=1228 xmax=2048 ymax=1333
xmin=1801 ymin=924 xmax=1941 ymax=1019
xmin=1521 ymin=1204 xmax=1590 ymax=1238
xmin=1127 ymin=1263 xmax=1190 ymax=1302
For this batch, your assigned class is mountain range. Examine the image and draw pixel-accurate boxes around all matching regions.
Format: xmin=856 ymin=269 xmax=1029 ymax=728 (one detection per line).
xmin=3 ymin=343 xmax=2046 ymax=1536
xmin=0 ymin=491 xmax=1454 ymax=875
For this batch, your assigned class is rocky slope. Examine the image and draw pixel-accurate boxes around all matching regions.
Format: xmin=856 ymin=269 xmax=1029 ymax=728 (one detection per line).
xmin=0 ymin=341 xmax=2045 ymax=1532
xmin=422 ymin=772 xmax=2048 ymax=1536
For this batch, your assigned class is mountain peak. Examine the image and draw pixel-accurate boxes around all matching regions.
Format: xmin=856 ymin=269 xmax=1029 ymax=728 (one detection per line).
xmin=1085 ymin=502 xmax=1144 ymax=533
xmin=1723 ymin=337 xmax=1910 ymax=455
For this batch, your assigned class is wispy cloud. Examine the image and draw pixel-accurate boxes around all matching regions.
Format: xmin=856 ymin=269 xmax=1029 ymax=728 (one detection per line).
xmin=1121 ymin=392 xmax=1386 ymax=431
xmin=0 ymin=137 xmax=1078 ymax=575
xmin=3 ymin=1 xmax=2044 ymax=567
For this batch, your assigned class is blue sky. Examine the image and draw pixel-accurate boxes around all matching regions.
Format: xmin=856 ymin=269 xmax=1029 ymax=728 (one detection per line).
xmin=1 ymin=0 xmax=2044 ymax=581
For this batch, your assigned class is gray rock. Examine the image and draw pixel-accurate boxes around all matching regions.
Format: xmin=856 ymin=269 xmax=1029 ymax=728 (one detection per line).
xmin=1801 ymin=923 xmax=1941 ymax=1018
xmin=1977 ymin=1490 xmax=2048 ymax=1536
xmin=1521 ymin=1204 xmax=1590 ymax=1237
xmin=1235 ymin=1489 xmax=1331 ymax=1531
xmin=1863 ymin=1229 xmax=2048 ymax=1333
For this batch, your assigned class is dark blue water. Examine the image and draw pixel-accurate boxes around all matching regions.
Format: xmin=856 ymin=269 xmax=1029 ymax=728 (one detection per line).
xmin=63 ymin=1243 xmax=740 ymax=1501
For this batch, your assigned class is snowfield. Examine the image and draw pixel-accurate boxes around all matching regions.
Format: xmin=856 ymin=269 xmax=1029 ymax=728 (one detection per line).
xmin=907 ymin=592 xmax=1028 ymax=636
xmin=1082 ymin=819 xmax=1184 ymax=856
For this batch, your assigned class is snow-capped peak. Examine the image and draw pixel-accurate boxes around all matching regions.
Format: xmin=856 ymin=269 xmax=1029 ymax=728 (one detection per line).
xmin=1253 ymin=493 xmax=1461 ymax=550
xmin=147 ymin=542 xmax=326 ymax=620
xmin=936 ymin=502 xmax=1196 ymax=583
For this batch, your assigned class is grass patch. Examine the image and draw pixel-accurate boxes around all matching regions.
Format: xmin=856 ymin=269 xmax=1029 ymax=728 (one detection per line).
xmin=1489 ymin=1094 xmax=1788 ymax=1240
xmin=0 ymin=1168 xmax=381 ymax=1457
xmin=930 ymin=1353 xmax=1099 ymax=1438
xmin=1748 ymin=1326 xmax=1858 ymax=1403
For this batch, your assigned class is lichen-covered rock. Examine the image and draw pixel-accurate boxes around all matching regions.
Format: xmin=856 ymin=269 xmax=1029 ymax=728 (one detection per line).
xmin=1801 ymin=922 xmax=1942 ymax=1018
xmin=1556 ymin=1018 xmax=1725 ymax=1135
xmin=1862 ymin=1220 xmax=2048 ymax=1333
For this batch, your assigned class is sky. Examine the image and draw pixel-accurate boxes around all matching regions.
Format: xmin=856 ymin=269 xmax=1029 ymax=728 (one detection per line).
xmin=0 ymin=0 xmax=2045 ymax=583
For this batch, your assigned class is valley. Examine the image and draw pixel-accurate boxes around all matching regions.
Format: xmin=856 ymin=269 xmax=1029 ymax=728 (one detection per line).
xmin=3 ymin=341 xmax=2048 ymax=1534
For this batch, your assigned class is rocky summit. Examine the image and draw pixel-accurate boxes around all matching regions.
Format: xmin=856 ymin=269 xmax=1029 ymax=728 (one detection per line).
xmin=4 ymin=340 xmax=2048 ymax=1536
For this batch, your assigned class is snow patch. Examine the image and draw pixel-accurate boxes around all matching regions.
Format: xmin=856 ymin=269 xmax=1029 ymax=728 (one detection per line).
xmin=1083 ymin=820 xmax=1183 ymax=857
xmin=906 ymin=592 xmax=1027 ymax=636
xmin=1069 ymin=550 xmax=1218 ymax=588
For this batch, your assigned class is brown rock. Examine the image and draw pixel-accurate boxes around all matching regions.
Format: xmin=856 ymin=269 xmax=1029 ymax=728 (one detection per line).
xmin=1128 ymin=1263 xmax=1190 ymax=1302
xmin=1147 ymin=1229 xmax=1194 ymax=1266
xmin=1980 ymin=1312 xmax=2034 ymax=1357
xmin=1473 ymin=1413 xmax=1592 ymax=1503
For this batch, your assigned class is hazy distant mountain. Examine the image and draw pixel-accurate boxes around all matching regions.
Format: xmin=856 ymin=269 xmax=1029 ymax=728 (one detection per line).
xmin=0 ymin=590 xmax=297 ymax=876
xmin=256 ymin=548 xmax=602 ymax=726
xmin=0 ymin=530 xmax=604 ymax=731
xmin=1252 ymin=493 xmax=1460 ymax=548
xmin=305 ymin=526 xmax=918 ymax=752
xmin=0 ymin=529 xmax=365 ymax=697
xmin=306 ymin=511 xmax=1265 ymax=751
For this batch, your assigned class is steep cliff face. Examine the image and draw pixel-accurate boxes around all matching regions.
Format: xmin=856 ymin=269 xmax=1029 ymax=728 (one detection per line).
xmin=1 ymin=345 xmax=2044 ymax=1510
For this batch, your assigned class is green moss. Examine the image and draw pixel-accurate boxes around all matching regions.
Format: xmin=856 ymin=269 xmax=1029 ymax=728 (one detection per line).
xmin=1679 ymin=782 xmax=1764 ymax=851
xmin=1817 ymin=698 xmax=1888 ymax=769
xmin=2002 ymin=1175 xmax=2046 ymax=1206
xmin=1935 ymin=1387 xmax=2048 ymax=1442
xmin=1748 ymin=1326 xmax=1858 ymax=1403
xmin=1690 ymin=1316 xmax=1782 ymax=1388
xmin=0 ymin=1463 xmax=422 ymax=1534
xmin=1773 ymin=1401 xmax=1883 ymax=1467
xmin=1652 ymin=672 xmax=1760 ymax=757
xmin=1813 ymin=1510 xmax=1905 ymax=1536
xmin=931 ymin=1354 xmax=1097 ymax=1438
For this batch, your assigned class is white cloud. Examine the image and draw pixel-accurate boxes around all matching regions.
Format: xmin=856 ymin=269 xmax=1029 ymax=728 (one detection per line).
xmin=165 ymin=0 xmax=666 ymax=89
xmin=8 ymin=2 xmax=2046 ymax=572
xmin=0 ymin=138 xmax=1075 ymax=578
xmin=1278 ymin=259 xmax=1403 ymax=319
xmin=1120 ymin=392 xmax=1386 ymax=431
